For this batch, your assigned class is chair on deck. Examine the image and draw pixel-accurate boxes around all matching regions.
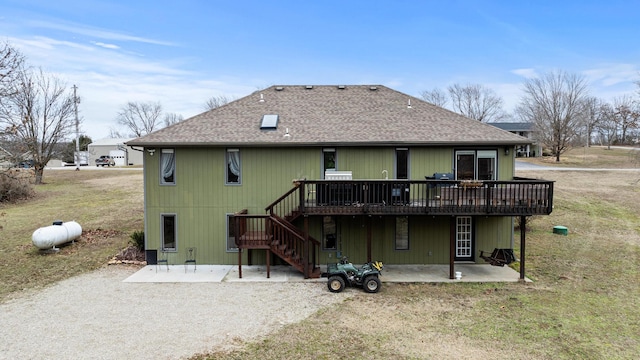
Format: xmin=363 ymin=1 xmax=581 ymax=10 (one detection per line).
xmin=184 ymin=247 xmax=196 ymax=273
xmin=156 ymin=249 xmax=169 ymax=272
xmin=480 ymin=248 xmax=517 ymax=267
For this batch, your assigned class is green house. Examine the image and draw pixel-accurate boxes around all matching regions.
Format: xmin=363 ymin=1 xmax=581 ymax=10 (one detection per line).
xmin=128 ymin=85 xmax=553 ymax=279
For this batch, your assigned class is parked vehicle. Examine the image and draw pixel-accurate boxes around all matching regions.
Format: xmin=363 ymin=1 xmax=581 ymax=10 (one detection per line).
xmin=95 ymin=155 xmax=115 ymax=167
xmin=326 ymin=256 xmax=384 ymax=293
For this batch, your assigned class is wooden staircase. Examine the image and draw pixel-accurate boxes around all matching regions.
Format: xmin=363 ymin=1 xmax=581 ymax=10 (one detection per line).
xmin=234 ymin=204 xmax=321 ymax=279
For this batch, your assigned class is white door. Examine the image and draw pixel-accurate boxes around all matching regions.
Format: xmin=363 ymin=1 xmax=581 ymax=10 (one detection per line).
xmin=455 ymin=216 xmax=473 ymax=260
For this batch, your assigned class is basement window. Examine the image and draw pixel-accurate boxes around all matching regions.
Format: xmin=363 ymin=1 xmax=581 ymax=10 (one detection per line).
xmin=161 ymin=214 xmax=177 ymax=251
xmin=395 ymin=216 xmax=409 ymax=250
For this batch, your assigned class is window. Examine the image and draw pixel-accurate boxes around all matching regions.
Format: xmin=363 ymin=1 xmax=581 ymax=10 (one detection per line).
xmin=161 ymin=214 xmax=176 ymax=251
xmin=160 ymin=149 xmax=175 ymax=185
xmin=322 ymin=148 xmax=336 ymax=177
xmin=322 ymin=216 xmax=337 ymax=250
xmin=396 ymin=148 xmax=408 ymax=179
xmin=455 ymin=150 xmax=497 ymax=180
xmin=226 ymin=149 xmax=241 ymax=184
xmin=395 ymin=216 xmax=409 ymax=250
xmin=226 ymin=214 xmax=239 ymax=252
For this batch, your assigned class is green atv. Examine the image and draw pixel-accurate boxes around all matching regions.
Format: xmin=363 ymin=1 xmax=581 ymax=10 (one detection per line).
xmin=326 ymin=256 xmax=384 ymax=293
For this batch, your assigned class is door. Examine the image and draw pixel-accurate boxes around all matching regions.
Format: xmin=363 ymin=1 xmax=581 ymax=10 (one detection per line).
xmin=455 ymin=216 xmax=473 ymax=261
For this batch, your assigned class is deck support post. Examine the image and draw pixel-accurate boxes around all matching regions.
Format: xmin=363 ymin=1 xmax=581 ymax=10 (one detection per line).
xmin=449 ymin=216 xmax=455 ymax=279
xmin=366 ymin=215 xmax=372 ymax=263
xmin=303 ymin=216 xmax=309 ymax=279
xmin=266 ymin=249 xmax=270 ymax=278
xmin=519 ymin=215 xmax=526 ymax=281
xmin=238 ymin=248 xmax=242 ymax=279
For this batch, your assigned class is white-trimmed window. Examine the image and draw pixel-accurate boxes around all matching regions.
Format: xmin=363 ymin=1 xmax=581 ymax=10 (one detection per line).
xmin=226 ymin=149 xmax=241 ymax=184
xmin=395 ymin=216 xmax=409 ymax=250
xmin=455 ymin=150 xmax=497 ymax=180
xmin=161 ymin=214 xmax=177 ymax=251
xmin=322 ymin=148 xmax=336 ymax=178
xmin=160 ymin=149 xmax=175 ymax=185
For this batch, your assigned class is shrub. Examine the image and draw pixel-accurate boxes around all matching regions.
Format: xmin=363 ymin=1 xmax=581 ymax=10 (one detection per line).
xmin=0 ymin=169 xmax=34 ymax=203
xmin=129 ymin=230 xmax=145 ymax=250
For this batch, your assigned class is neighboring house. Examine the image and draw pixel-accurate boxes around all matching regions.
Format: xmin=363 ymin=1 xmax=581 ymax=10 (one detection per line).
xmin=489 ymin=122 xmax=542 ymax=157
xmin=128 ymin=85 xmax=554 ymax=280
xmin=88 ymin=138 xmax=143 ymax=166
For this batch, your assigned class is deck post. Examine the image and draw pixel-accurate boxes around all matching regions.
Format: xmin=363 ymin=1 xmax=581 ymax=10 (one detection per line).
xmin=520 ymin=215 xmax=526 ymax=281
xmin=366 ymin=215 xmax=372 ymax=263
xmin=449 ymin=216 xmax=455 ymax=279
xmin=238 ymin=248 xmax=242 ymax=279
xmin=303 ymin=216 xmax=309 ymax=278
xmin=266 ymin=249 xmax=270 ymax=278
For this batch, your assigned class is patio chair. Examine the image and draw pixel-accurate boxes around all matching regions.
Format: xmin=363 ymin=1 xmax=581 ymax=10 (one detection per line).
xmin=184 ymin=247 xmax=196 ymax=273
xmin=156 ymin=249 xmax=169 ymax=272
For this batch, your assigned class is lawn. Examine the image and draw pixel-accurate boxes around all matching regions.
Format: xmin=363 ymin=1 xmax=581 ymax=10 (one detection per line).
xmin=0 ymin=169 xmax=143 ymax=301
xmin=1 ymin=152 xmax=639 ymax=359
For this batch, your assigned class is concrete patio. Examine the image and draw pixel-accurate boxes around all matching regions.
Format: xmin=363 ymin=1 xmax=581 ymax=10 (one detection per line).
xmin=124 ymin=263 xmax=530 ymax=283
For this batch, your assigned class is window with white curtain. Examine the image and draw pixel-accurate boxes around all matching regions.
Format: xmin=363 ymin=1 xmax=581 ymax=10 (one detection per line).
xmin=160 ymin=149 xmax=175 ymax=185
xmin=226 ymin=149 xmax=241 ymax=184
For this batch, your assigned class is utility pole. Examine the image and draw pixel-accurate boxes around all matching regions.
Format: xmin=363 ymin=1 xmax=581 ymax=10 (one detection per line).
xmin=73 ymin=85 xmax=80 ymax=171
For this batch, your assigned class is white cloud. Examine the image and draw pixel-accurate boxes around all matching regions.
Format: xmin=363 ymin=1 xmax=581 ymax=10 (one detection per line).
xmin=27 ymin=19 xmax=175 ymax=46
xmin=511 ymin=68 xmax=538 ymax=79
xmin=582 ymin=63 xmax=639 ymax=87
xmin=92 ymin=41 xmax=120 ymax=50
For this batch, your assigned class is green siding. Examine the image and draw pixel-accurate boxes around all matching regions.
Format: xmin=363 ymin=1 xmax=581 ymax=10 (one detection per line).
xmin=143 ymin=145 xmax=517 ymax=265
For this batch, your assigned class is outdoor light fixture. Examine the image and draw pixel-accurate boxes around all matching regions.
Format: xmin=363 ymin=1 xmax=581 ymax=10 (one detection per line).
xmin=147 ymin=148 xmax=156 ymax=156
xmin=504 ymin=147 xmax=510 ymax=156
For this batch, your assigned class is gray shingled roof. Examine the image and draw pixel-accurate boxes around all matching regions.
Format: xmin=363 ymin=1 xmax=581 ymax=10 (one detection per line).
xmin=127 ymin=85 xmax=530 ymax=147
xmin=490 ymin=122 xmax=534 ymax=132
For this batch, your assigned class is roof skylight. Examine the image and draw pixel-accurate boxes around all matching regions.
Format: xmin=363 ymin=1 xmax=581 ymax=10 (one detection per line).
xmin=260 ymin=114 xmax=279 ymax=129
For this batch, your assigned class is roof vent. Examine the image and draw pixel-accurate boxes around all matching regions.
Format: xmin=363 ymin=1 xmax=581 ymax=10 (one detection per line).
xmin=369 ymin=86 xmax=378 ymax=91
xmin=305 ymin=85 xmax=313 ymax=89
xmin=275 ymin=86 xmax=284 ymax=91
xmin=407 ymin=99 xmax=412 ymax=109
xmin=260 ymin=114 xmax=279 ymax=130
xmin=259 ymin=93 xmax=265 ymax=102
xmin=337 ymin=85 xmax=346 ymax=89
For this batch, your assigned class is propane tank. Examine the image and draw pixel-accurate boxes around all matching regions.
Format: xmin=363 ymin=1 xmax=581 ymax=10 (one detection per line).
xmin=32 ymin=221 xmax=82 ymax=250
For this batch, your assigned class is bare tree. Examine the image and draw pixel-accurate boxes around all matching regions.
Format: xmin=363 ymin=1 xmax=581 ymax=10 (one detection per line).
xmin=163 ymin=112 xmax=183 ymax=127
xmin=448 ymin=84 xmax=505 ymax=122
xmin=116 ymin=101 xmax=163 ymax=137
xmin=613 ymin=95 xmax=639 ymax=144
xmin=0 ymin=41 xmax=25 ymax=98
xmin=516 ymin=70 xmax=589 ymax=162
xmin=419 ymin=88 xmax=448 ymax=107
xmin=581 ymin=97 xmax=605 ymax=147
xmin=204 ymin=95 xmax=231 ymax=111
xmin=0 ymin=67 xmax=77 ymax=183
xmin=595 ymin=102 xmax=618 ymax=149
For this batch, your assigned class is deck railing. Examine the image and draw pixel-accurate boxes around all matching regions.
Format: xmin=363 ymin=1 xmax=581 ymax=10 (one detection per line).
xmin=288 ymin=178 xmax=553 ymax=216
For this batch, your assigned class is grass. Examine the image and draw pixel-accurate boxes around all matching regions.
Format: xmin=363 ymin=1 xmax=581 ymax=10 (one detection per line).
xmin=520 ymin=145 xmax=640 ymax=168
xmin=2 ymin=150 xmax=639 ymax=359
xmin=195 ymin=151 xmax=640 ymax=359
xmin=0 ymin=169 xmax=143 ymax=301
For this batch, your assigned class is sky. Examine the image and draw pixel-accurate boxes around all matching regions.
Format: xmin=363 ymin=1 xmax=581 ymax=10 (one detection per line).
xmin=1 ymin=0 xmax=639 ymax=141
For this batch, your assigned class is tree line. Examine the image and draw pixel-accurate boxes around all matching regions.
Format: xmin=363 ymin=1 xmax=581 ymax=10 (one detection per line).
xmin=421 ymin=71 xmax=640 ymax=162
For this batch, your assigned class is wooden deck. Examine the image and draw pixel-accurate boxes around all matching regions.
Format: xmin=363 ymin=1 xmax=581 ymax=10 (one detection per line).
xmin=283 ymin=178 xmax=553 ymax=217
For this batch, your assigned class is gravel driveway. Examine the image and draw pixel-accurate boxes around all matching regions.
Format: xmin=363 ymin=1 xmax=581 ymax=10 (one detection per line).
xmin=0 ymin=266 xmax=351 ymax=360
